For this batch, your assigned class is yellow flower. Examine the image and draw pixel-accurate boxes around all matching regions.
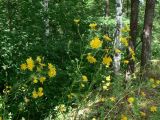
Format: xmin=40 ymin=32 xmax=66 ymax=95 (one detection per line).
xmin=124 ymin=60 xmax=129 ymax=64
xmin=129 ymin=47 xmax=135 ymax=55
xmin=127 ymin=97 xmax=135 ymax=104
xmin=141 ymin=91 xmax=146 ymax=97
xmin=102 ymin=56 xmax=112 ymax=66
xmin=121 ymin=114 xmax=128 ymax=120
xmin=89 ymin=23 xmax=97 ymax=30
xmin=90 ymin=37 xmax=102 ymax=49
xmin=82 ymin=75 xmax=88 ymax=82
xmin=32 ymin=90 xmax=38 ymax=99
xmin=59 ymin=104 xmax=66 ymax=112
xmin=36 ymin=56 xmax=42 ymax=63
xmin=120 ymin=37 xmax=128 ymax=47
xmin=39 ymin=76 xmax=46 ymax=84
xmin=152 ymin=84 xmax=156 ymax=88
xmin=103 ymin=35 xmax=112 ymax=41
xmin=115 ymin=48 xmax=121 ymax=53
xmin=48 ymin=63 xmax=54 ymax=69
xmin=150 ymin=106 xmax=157 ymax=112
xmin=38 ymin=91 xmax=44 ymax=97
xmin=48 ymin=63 xmax=56 ymax=78
xmin=24 ymin=97 xmax=30 ymax=103
xmin=38 ymin=87 xmax=43 ymax=92
xmin=121 ymin=24 xmax=130 ymax=32
xmin=26 ymin=57 xmax=35 ymax=71
xmin=106 ymin=75 xmax=111 ymax=81
xmin=102 ymin=85 xmax=108 ymax=90
xmin=48 ymin=68 xmax=56 ymax=78
xmin=106 ymin=82 xmax=111 ymax=86
xmin=38 ymin=87 xmax=44 ymax=97
xmin=149 ymin=78 xmax=154 ymax=83
xmin=140 ymin=111 xmax=146 ymax=117
xmin=86 ymin=54 xmax=97 ymax=64
xmin=74 ymin=19 xmax=80 ymax=24
xmin=131 ymin=55 xmax=136 ymax=61
xmin=33 ymin=76 xmax=38 ymax=84
xmin=20 ymin=63 xmax=27 ymax=70
xmin=110 ymin=96 xmax=116 ymax=102
xmin=128 ymin=47 xmax=136 ymax=61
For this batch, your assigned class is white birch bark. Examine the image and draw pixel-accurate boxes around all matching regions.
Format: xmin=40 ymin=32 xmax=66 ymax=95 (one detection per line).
xmin=114 ymin=0 xmax=122 ymax=74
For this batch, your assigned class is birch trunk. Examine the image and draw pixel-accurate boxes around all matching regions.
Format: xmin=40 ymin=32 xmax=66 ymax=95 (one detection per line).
xmin=114 ymin=0 xmax=122 ymax=74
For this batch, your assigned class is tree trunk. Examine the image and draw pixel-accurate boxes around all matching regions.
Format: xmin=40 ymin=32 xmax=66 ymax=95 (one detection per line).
xmin=141 ymin=0 xmax=156 ymax=75
xmin=105 ymin=0 xmax=110 ymax=17
xmin=114 ymin=0 xmax=122 ymax=74
xmin=128 ymin=0 xmax=139 ymax=73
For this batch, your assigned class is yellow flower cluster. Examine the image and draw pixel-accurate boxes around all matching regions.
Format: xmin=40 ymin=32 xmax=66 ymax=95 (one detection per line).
xmin=129 ymin=47 xmax=135 ymax=61
xmin=48 ymin=63 xmax=56 ymax=78
xmin=89 ymin=23 xmax=97 ymax=30
xmin=20 ymin=57 xmax=35 ymax=71
xmin=80 ymin=75 xmax=88 ymax=88
xmin=121 ymin=114 xmax=128 ymax=120
xmin=141 ymin=91 xmax=146 ymax=97
xmin=20 ymin=63 xmax=27 ymax=70
xmin=26 ymin=57 xmax=35 ymax=71
xmin=115 ymin=48 xmax=121 ymax=53
xmin=33 ymin=76 xmax=38 ymax=83
xmin=140 ymin=111 xmax=146 ymax=117
xmin=149 ymin=78 xmax=160 ymax=88
xmin=150 ymin=106 xmax=157 ymax=112
xmin=102 ymin=56 xmax=112 ymax=67
xmin=55 ymin=104 xmax=66 ymax=113
xmin=33 ymin=76 xmax=46 ymax=84
xmin=39 ymin=76 xmax=46 ymax=84
xmin=90 ymin=37 xmax=102 ymax=49
xmin=102 ymin=75 xmax=111 ymax=90
xmin=110 ymin=96 xmax=116 ymax=102
xmin=21 ymin=57 xmax=44 ymax=71
xmin=121 ymin=24 xmax=130 ymax=33
xmin=86 ymin=54 xmax=97 ymax=64
xmin=127 ymin=97 xmax=135 ymax=104
xmin=32 ymin=87 xmax=44 ymax=99
xmin=20 ymin=56 xmax=57 ymax=99
xmin=82 ymin=75 xmax=88 ymax=82
xmin=123 ymin=60 xmax=129 ymax=64
xmin=120 ymin=37 xmax=128 ymax=47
